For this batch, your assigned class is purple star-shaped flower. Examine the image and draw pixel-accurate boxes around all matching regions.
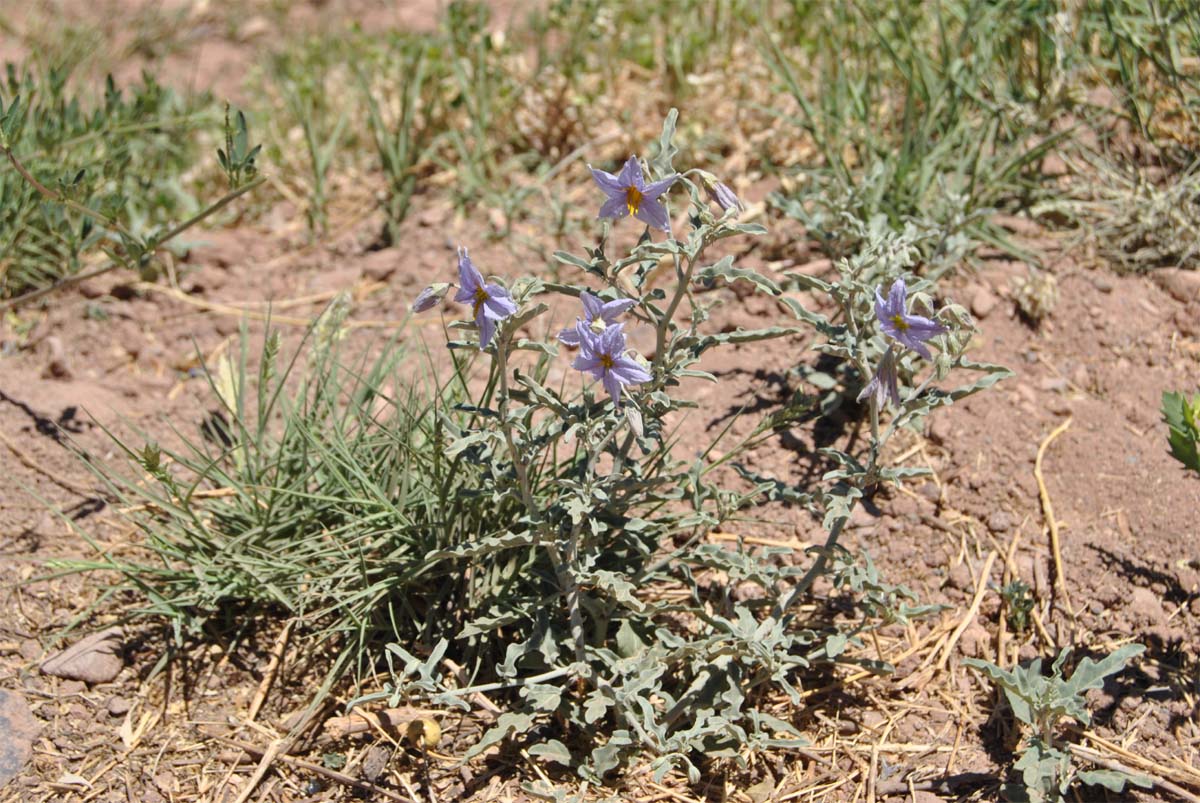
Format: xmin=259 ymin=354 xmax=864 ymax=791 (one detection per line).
xmin=874 ymin=278 xmax=947 ymax=360
xmin=572 ymin=322 xmax=652 ymax=406
xmin=857 ymin=346 xmax=901 ymax=409
xmin=558 ymin=291 xmax=637 ymax=346
xmin=589 ymin=156 xmax=678 ymax=232
xmin=452 ymin=248 xmax=517 ymax=350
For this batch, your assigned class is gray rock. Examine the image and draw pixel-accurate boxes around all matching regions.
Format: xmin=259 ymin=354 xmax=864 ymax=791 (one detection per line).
xmin=40 ymin=627 xmax=124 ymax=684
xmin=0 ymin=689 xmax=38 ymax=787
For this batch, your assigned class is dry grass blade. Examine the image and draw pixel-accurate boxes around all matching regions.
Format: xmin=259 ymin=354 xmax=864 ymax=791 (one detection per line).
xmin=1034 ymin=417 xmax=1076 ymax=623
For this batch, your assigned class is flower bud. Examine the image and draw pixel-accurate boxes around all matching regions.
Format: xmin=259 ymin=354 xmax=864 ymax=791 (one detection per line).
xmin=697 ymin=170 xmax=743 ymax=214
xmin=411 ymin=283 xmax=450 ymax=313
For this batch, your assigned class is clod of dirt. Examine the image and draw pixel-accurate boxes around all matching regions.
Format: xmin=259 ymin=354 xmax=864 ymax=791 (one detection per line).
xmin=958 ymin=622 xmax=991 ymax=658
xmin=927 ymin=415 xmax=952 ymax=445
xmin=361 ymin=744 xmax=391 ymax=783
xmin=39 ymin=627 xmax=124 ymax=684
xmin=1152 ymin=268 xmax=1200 ymax=303
xmin=361 ymin=249 xmax=400 ymax=282
xmin=105 ymin=696 xmax=132 ymax=716
xmin=986 ymin=510 xmax=1014 ymax=534
xmin=1127 ymin=587 xmax=1168 ymax=628
xmin=0 ymin=689 xmax=38 ymax=787
xmin=946 ymin=561 xmax=973 ymax=592
xmin=970 ymin=286 xmax=998 ymax=319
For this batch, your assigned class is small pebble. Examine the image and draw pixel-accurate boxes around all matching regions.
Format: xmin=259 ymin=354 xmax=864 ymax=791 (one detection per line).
xmin=987 ymin=510 xmax=1014 ymax=533
xmin=106 ymin=696 xmax=132 ymax=716
xmin=970 ymin=287 xmax=998 ymax=319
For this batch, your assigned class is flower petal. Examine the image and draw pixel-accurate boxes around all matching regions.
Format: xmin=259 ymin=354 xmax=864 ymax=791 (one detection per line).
xmin=599 ymin=297 xmax=637 ymax=322
xmin=598 ymin=322 xmax=626 ymax=353
xmin=572 ymin=353 xmax=603 ymax=374
xmin=610 ymin=355 xmax=651 ymax=385
xmin=634 ymin=199 xmax=671 ymax=232
xmin=617 ymin=156 xmax=643 ymax=189
xmin=602 ymin=370 xmax=623 ymax=405
xmin=887 ymin=278 xmax=907 ymax=315
xmin=477 ymin=314 xmax=497 ymax=350
xmin=482 ymin=285 xmax=517 ymax=319
xmin=641 ymin=173 xmax=678 ymax=201
xmin=599 ymin=195 xmax=630 ymax=220
xmin=897 ymin=332 xmax=933 ymax=361
xmin=588 ymin=165 xmax=623 ymax=196
xmin=580 ymin=291 xmax=604 ymax=322
xmin=558 ymin=324 xmax=582 ymax=346
xmin=457 ymin=248 xmax=482 ymax=295
xmin=902 ymin=314 xmax=947 ymax=339
xmin=874 ymin=287 xmax=890 ymax=322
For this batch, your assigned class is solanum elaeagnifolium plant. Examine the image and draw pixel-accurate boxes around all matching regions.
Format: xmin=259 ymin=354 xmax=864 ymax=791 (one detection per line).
xmin=965 ymin=645 xmax=1150 ymax=803
xmin=370 ymin=110 xmax=1012 ymax=783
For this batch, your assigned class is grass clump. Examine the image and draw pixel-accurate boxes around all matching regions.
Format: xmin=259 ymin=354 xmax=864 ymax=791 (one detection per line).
xmin=63 ymin=307 xmax=506 ymax=687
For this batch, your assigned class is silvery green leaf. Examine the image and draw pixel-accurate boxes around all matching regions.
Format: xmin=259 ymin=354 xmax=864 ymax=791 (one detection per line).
xmin=1076 ymin=769 xmax=1151 ymax=793
xmin=824 ymin=632 xmax=849 ymax=658
xmin=582 ymin=570 xmax=645 ymax=612
xmin=584 ymin=691 xmax=611 ymax=724
xmin=427 ymin=530 xmax=536 ymax=559
xmin=521 ymin=683 xmax=563 ymax=712
xmin=590 ymin=729 xmax=633 ymax=777
xmin=963 ymin=659 xmax=1036 ymax=726
xmin=465 ymin=711 xmax=535 ymax=760
xmin=528 ymin=739 xmax=574 ymax=767
xmin=1061 ymin=644 xmax=1144 ymax=707
xmin=505 ymin=302 xmax=549 ymax=331
xmin=512 ymin=338 xmax=557 ymax=355
xmin=553 ymin=251 xmax=594 ymax=270
xmin=651 ymin=108 xmax=679 ymax=177
xmin=776 ymin=295 xmax=837 ymax=333
xmin=694 ymin=256 xmax=782 ymax=296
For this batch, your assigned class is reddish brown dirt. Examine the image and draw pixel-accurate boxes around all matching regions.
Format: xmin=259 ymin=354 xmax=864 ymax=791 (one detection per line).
xmin=1 ymin=4 xmax=1198 ymax=802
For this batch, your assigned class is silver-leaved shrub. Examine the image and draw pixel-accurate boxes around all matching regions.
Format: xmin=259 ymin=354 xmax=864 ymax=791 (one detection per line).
xmin=366 ymin=110 xmax=1011 ymax=781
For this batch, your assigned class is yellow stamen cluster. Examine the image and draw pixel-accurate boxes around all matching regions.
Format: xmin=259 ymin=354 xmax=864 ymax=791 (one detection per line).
xmin=891 ymin=314 xmax=910 ymax=331
xmin=600 ymin=353 xmax=615 ymax=369
xmin=625 ymin=185 xmax=643 ymax=216
xmin=473 ymin=286 xmax=489 ymax=318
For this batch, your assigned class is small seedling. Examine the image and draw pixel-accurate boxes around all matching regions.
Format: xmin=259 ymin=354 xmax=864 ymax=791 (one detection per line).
xmin=1162 ymin=390 xmax=1200 ymax=474
xmin=1000 ymin=579 xmax=1036 ymax=634
xmin=966 ymin=644 xmax=1150 ymax=802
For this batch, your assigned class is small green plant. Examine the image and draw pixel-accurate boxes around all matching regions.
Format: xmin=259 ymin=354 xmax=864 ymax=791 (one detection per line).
xmin=763 ymin=1 xmax=1066 ymax=268
xmin=1000 ymin=579 xmax=1036 ymax=635
xmin=1162 ymin=390 xmax=1200 ymax=474
xmin=260 ymin=39 xmax=349 ymax=235
xmin=0 ymin=70 xmax=264 ymax=306
xmin=357 ymin=35 xmax=441 ymax=244
xmin=965 ymin=644 xmax=1149 ymax=802
xmin=0 ymin=66 xmax=211 ymax=299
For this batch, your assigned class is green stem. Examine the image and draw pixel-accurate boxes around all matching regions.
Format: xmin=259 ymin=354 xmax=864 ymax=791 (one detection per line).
xmin=772 ymin=513 xmax=849 ymax=618
xmin=0 ymin=176 xmax=264 ymax=311
xmin=3 ymin=146 xmax=138 ymax=243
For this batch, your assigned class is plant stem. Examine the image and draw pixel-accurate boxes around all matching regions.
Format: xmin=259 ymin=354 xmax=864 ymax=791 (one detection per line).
xmin=493 ymin=335 xmax=535 ymax=513
xmin=0 ymin=176 xmax=264 ymax=311
xmin=772 ymin=513 xmax=849 ymax=618
xmin=3 ymin=146 xmax=139 ymax=243
xmin=495 ymin=334 xmax=587 ymax=669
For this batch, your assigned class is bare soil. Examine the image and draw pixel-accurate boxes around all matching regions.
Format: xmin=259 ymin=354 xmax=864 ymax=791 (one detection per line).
xmin=1 ymin=3 xmax=1198 ymax=802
